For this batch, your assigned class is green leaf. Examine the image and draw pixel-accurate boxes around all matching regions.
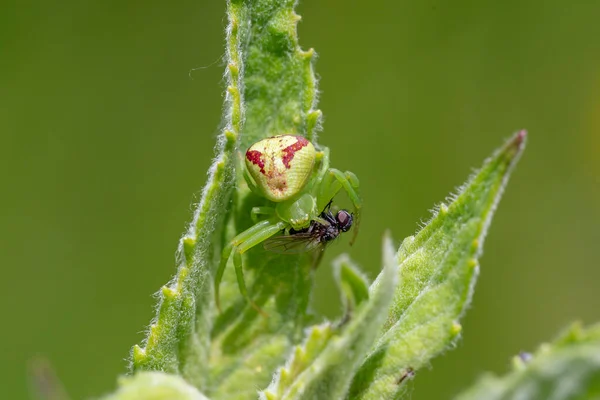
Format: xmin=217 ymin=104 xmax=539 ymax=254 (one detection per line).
xmin=334 ymin=254 xmax=371 ymax=317
xmin=210 ymin=0 xmax=322 ymax=317
xmin=129 ymin=0 xmax=246 ymax=385
xmin=208 ymin=333 xmax=291 ymax=400
xmin=102 ymin=372 xmax=210 ymax=400
xmin=240 ymin=0 xmax=322 ymax=149
xmin=261 ymin=234 xmax=398 ymax=400
xmin=455 ymin=323 xmax=600 ymax=400
xmin=124 ymin=1 xmax=529 ymax=399
xmin=349 ymin=131 xmax=527 ymax=399
xmin=130 ymin=29 xmax=241 ymax=381
xmin=213 ymin=0 xmax=322 ymax=328
xmin=129 ymin=0 xmax=323 ymax=397
xmin=207 ymin=2 xmax=325 ymax=397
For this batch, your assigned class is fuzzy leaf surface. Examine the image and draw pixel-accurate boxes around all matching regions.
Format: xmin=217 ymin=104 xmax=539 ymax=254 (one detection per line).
xmin=455 ymin=323 xmax=600 ymax=400
xmin=129 ymin=0 xmax=244 ymax=384
xmin=128 ymin=0 xmax=322 ymax=394
xmin=262 ymin=235 xmax=398 ymax=400
xmin=349 ymin=131 xmax=527 ymax=399
xmin=102 ymin=372 xmax=210 ymax=400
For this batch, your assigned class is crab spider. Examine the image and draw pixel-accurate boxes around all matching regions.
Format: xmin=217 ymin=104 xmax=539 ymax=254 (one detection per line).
xmin=215 ymin=135 xmax=362 ymax=315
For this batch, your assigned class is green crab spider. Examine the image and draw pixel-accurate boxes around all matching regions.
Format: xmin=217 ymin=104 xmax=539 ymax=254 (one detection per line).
xmin=215 ymin=134 xmax=362 ymax=315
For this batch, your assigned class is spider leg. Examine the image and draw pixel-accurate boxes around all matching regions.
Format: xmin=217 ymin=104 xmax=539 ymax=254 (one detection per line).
xmin=251 ymin=206 xmax=275 ymax=223
xmin=242 ymin=165 xmax=260 ymax=195
xmin=312 ymin=147 xmax=331 ymax=191
xmin=329 ymin=169 xmax=360 ymax=209
xmin=322 ymin=199 xmax=333 ymax=213
xmin=215 ymin=219 xmax=273 ymax=312
xmin=319 ymin=168 xmax=362 ymax=245
xmin=214 ymin=218 xmax=287 ymax=315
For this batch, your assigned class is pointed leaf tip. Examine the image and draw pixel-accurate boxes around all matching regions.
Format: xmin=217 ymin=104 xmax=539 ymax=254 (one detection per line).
xmin=501 ymin=129 xmax=527 ymax=161
xmin=513 ymin=129 xmax=527 ymax=146
xmin=349 ymin=132 xmax=526 ymax=399
xmin=510 ymin=129 xmax=527 ymax=151
xmin=333 ymin=255 xmax=370 ymax=315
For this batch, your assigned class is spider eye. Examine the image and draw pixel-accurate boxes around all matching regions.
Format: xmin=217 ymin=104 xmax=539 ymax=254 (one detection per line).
xmin=336 ymin=210 xmax=353 ymax=232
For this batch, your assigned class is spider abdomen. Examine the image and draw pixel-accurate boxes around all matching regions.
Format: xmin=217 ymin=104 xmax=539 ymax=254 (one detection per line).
xmin=245 ymin=135 xmax=316 ymax=202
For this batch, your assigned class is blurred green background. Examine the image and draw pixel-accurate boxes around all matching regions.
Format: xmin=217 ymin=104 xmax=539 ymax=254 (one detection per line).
xmin=1 ymin=0 xmax=599 ymax=398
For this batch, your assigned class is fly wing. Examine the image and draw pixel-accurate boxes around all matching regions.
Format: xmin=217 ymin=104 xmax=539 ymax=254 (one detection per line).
xmin=263 ymin=232 xmax=323 ymax=254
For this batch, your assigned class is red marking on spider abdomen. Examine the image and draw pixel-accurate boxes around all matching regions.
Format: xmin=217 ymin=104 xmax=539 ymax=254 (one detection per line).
xmin=282 ymin=136 xmax=309 ymax=168
xmin=246 ymin=150 xmax=265 ymax=174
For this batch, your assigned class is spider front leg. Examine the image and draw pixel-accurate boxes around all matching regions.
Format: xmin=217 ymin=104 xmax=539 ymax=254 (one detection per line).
xmin=318 ymin=168 xmax=362 ymax=244
xmin=250 ymin=206 xmax=275 ymax=223
xmin=215 ymin=218 xmax=287 ymax=315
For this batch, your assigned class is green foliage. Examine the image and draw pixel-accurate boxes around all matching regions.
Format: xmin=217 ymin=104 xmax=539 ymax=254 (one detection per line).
xmin=129 ymin=0 xmax=323 ymax=397
xmin=99 ymin=1 xmax=600 ymax=400
xmin=129 ymin=0 xmax=244 ymax=383
xmin=103 ymin=372 xmax=209 ymax=400
xmin=237 ymin=0 xmax=321 ymax=149
xmin=261 ymin=238 xmax=397 ymax=399
xmin=456 ymin=323 xmax=600 ymax=400
xmin=349 ymin=131 xmax=527 ymax=399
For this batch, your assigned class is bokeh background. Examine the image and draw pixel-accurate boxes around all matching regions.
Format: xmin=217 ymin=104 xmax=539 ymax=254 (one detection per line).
xmin=2 ymin=1 xmax=599 ymax=398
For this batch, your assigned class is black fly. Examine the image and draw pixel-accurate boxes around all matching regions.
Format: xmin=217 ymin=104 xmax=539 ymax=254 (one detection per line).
xmin=263 ymin=202 xmax=354 ymax=255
